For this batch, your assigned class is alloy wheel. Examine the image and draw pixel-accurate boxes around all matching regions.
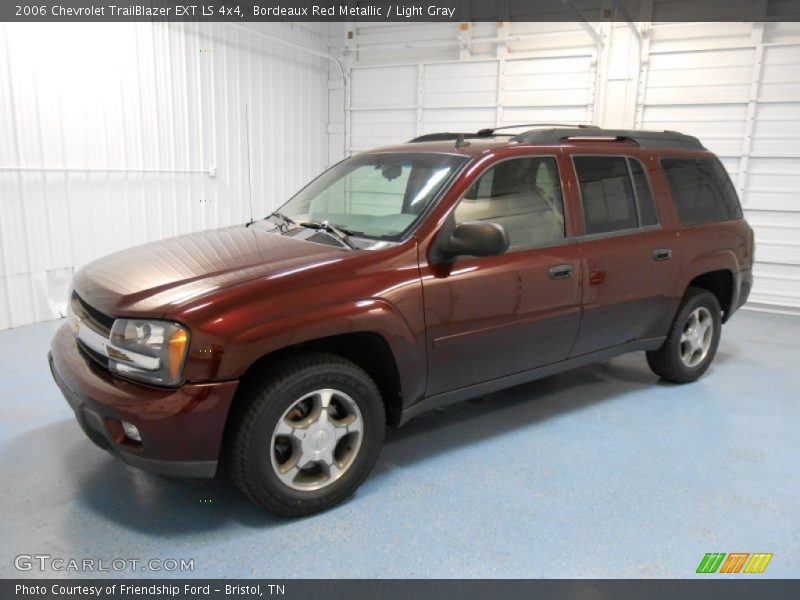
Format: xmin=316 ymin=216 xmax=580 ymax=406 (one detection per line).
xmin=680 ymin=306 xmax=714 ymax=368
xmin=269 ymin=388 xmax=363 ymax=491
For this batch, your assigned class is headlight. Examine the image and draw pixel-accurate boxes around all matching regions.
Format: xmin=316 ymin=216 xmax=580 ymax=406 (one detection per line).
xmin=108 ymin=319 xmax=190 ymax=386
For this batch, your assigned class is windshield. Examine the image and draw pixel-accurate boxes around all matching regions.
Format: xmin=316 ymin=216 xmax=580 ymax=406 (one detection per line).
xmin=276 ymin=152 xmax=469 ymax=241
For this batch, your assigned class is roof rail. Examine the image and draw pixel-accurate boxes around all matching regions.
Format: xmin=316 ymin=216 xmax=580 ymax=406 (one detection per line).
xmin=512 ymin=128 xmax=705 ymax=150
xmin=408 ymin=123 xmax=595 ymax=144
xmin=408 ymin=132 xmax=501 ymax=143
xmin=476 ymin=123 xmax=597 ymax=137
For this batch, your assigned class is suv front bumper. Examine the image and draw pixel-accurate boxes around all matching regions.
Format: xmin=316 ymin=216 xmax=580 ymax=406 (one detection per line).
xmin=49 ymin=322 xmax=239 ymax=478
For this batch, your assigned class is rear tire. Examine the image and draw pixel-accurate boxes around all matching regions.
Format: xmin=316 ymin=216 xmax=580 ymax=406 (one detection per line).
xmin=227 ymin=353 xmax=385 ymax=517
xmin=646 ymin=287 xmax=722 ymax=383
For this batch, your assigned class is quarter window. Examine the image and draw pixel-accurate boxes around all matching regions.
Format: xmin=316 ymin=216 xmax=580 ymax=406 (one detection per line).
xmin=661 ymin=157 xmax=743 ymax=225
xmin=453 ymin=157 xmax=565 ymax=251
xmin=573 ymin=156 xmax=659 ymax=235
xmin=629 ymin=158 xmax=659 ymax=227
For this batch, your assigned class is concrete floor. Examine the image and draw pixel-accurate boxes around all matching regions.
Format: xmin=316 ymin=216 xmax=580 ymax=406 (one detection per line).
xmin=1 ymin=310 xmax=798 ymax=579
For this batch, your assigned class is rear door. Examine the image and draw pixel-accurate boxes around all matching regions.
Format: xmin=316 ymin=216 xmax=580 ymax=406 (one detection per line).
xmin=566 ymin=153 xmax=680 ymax=356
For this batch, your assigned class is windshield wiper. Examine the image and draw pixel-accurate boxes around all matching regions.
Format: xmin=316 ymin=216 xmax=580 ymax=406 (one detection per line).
xmin=266 ymin=211 xmax=296 ymax=233
xmin=298 ymin=220 xmax=358 ymax=249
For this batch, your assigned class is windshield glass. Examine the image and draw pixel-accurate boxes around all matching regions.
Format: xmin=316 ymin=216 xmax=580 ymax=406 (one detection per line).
xmin=276 ymin=152 xmax=469 ymax=240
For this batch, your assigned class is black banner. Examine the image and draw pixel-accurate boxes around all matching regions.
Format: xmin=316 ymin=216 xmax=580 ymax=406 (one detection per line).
xmin=4 ymin=0 xmax=800 ymax=22
xmin=4 ymin=579 xmax=800 ymax=600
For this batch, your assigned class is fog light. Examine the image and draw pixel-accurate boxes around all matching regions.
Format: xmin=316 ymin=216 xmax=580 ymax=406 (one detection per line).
xmin=121 ymin=421 xmax=141 ymax=442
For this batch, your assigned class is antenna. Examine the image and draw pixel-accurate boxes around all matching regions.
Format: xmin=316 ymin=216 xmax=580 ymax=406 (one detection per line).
xmin=455 ymin=133 xmax=471 ymax=149
xmin=244 ymin=103 xmax=255 ymax=225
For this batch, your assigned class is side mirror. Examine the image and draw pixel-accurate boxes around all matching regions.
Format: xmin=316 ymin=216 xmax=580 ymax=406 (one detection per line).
xmin=435 ymin=221 xmax=510 ymax=263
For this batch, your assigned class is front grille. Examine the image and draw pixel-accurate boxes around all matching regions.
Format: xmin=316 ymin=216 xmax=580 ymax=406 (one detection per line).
xmin=77 ymin=338 xmax=110 ymax=371
xmin=72 ymin=292 xmax=114 ymax=375
xmin=72 ymin=292 xmax=114 ymax=335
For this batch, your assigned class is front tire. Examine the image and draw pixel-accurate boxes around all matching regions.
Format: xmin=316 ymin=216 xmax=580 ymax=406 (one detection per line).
xmin=227 ymin=353 xmax=385 ymax=517
xmin=646 ymin=287 xmax=722 ymax=383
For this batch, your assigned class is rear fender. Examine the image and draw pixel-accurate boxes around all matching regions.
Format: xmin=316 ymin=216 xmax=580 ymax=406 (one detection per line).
xmin=679 ymin=249 xmax=740 ymax=321
xmin=680 ymin=249 xmax=739 ymax=289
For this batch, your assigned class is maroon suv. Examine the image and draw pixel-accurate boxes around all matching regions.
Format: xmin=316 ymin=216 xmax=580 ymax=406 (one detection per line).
xmin=49 ymin=126 xmax=754 ymax=516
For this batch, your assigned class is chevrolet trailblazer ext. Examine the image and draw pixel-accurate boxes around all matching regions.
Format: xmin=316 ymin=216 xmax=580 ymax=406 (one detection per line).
xmin=49 ymin=126 xmax=754 ymax=516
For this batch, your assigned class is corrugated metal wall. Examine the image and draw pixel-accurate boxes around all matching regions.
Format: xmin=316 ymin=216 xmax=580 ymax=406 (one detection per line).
xmin=2 ymin=18 xmax=799 ymax=330
xmin=329 ymin=18 xmax=800 ymax=312
xmin=0 ymin=22 xmax=329 ymax=329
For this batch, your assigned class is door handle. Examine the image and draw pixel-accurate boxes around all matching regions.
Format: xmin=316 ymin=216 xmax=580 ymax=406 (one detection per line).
xmin=653 ymin=248 xmax=672 ymax=261
xmin=589 ymin=270 xmax=606 ymax=286
xmin=549 ymin=264 xmax=574 ymax=280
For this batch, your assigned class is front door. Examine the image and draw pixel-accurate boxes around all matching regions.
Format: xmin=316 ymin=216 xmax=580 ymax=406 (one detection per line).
xmin=420 ymin=154 xmax=583 ymax=397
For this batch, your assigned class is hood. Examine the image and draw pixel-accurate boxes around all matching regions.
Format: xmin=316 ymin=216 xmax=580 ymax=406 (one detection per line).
xmin=73 ymin=225 xmax=347 ymax=317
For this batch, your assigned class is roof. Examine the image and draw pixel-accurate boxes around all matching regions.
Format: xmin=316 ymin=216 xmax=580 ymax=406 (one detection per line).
xmin=512 ymin=127 xmax=705 ymax=150
xmin=369 ymin=126 xmax=706 ymax=155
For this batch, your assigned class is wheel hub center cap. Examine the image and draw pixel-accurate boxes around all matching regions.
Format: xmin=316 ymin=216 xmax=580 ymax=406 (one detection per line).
xmin=311 ymin=430 xmax=329 ymax=450
xmin=302 ymin=422 xmax=336 ymax=457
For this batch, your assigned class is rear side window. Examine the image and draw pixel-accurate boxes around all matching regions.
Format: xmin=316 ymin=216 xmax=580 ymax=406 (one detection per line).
xmin=660 ymin=158 xmax=743 ymax=225
xmin=573 ymin=156 xmax=660 ymax=235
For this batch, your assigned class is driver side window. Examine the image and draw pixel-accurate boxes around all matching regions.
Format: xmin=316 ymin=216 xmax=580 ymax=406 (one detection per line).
xmin=453 ymin=156 xmax=565 ymax=251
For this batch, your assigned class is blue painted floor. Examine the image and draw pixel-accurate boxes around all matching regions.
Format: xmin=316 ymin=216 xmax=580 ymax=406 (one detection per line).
xmin=1 ymin=311 xmax=798 ymax=579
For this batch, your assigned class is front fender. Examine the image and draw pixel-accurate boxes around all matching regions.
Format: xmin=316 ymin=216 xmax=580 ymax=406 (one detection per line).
xmin=221 ymin=298 xmax=425 ymax=404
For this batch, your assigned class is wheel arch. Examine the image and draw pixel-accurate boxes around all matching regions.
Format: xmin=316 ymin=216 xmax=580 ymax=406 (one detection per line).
xmin=233 ymin=330 xmax=405 ymax=428
xmin=688 ymin=270 xmax=734 ymax=321
xmin=681 ymin=250 xmax=740 ymax=323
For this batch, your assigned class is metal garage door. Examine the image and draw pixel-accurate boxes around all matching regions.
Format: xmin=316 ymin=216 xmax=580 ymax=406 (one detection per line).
xmin=347 ymin=50 xmax=597 ymax=153
xmin=638 ymin=25 xmax=800 ymax=312
xmin=745 ymin=42 xmax=800 ymax=310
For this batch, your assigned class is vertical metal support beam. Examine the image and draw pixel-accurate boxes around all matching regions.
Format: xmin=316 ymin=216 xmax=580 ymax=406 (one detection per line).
xmin=343 ymin=20 xmax=356 ymax=60
xmin=342 ymin=22 xmax=356 ymax=159
xmin=343 ymin=63 xmax=351 ymax=158
xmin=342 ymin=20 xmax=355 ymax=158
xmin=632 ymin=0 xmax=654 ymax=128
xmin=495 ymin=19 xmax=508 ymax=127
xmin=458 ymin=22 xmax=472 ymax=60
xmin=737 ymin=22 xmax=766 ymax=206
xmin=416 ymin=64 xmax=425 ymax=137
xmin=587 ymin=49 xmax=599 ymax=125
xmin=633 ymin=27 xmax=651 ymax=128
xmin=589 ymin=18 xmax=609 ymax=126
xmin=613 ymin=0 xmax=642 ymax=43
xmin=496 ymin=20 xmax=509 ymax=59
xmin=496 ymin=59 xmax=507 ymax=128
xmin=560 ymin=0 xmax=603 ymax=46
xmin=611 ymin=0 xmax=643 ymax=128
